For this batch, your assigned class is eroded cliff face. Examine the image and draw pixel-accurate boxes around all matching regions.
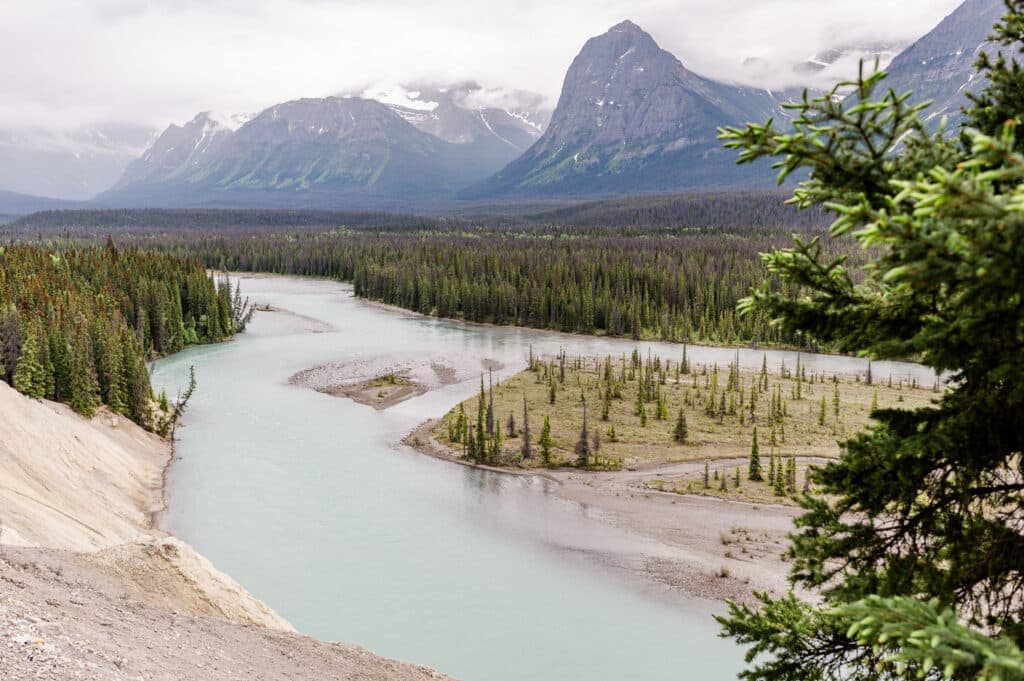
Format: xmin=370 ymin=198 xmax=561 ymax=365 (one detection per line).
xmin=0 ymin=380 xmax=166 ymax=552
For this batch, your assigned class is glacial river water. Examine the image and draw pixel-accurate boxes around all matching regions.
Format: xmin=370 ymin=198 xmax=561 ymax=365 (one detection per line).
xmin=151 ymin=274 xmax=935 ymax=681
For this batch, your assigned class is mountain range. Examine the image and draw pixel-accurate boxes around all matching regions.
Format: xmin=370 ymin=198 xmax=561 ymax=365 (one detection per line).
xmin=0 ymin=0 xmax=1006 ymax=213
xmin=101 ymin=83 xmax=551 ymax=208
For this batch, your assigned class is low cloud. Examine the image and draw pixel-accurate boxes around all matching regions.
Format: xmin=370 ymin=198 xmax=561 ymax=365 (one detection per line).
xmin=1 ymin=0 xmax=964 ymax=131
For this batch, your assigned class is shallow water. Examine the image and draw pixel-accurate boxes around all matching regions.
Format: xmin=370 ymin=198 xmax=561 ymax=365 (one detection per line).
xmin=152 ymin=275 xmax=933 ymax=681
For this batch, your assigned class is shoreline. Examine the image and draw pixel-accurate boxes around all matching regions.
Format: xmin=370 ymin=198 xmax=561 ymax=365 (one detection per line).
xmin=401 ymin=417 xmax=800 ymax=605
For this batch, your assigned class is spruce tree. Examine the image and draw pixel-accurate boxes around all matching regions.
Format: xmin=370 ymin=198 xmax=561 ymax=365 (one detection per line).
xmin=486 ymin=370 xmax=495 ymax=437
xmin=748 ymin=426 xmax=762 ymax=481
xmin=574 ymin=402 xmax=591 ymax=468
xmin=475 ymin=409 xmax=486 ymax=464
xmin=539 ymin=415 xmax=552 ymax=466
xmin=719 ymin=5 xmax=1024 ymax=675
xmin=13 ymin=331 xmax=45 ymax=399
xmin=521 ymin=395 xmax=532 ymax=459
xmin=489 ymin=422 xmax=503 ymax=464
xmin=772 ymin=459 xmax=786 ymax=496
xmin=673 ymin=409 xmax=688 ymax=443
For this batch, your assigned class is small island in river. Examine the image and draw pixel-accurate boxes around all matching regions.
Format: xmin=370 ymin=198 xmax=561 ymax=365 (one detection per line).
xmin=404 ymin=347 xmax=938 ymax=603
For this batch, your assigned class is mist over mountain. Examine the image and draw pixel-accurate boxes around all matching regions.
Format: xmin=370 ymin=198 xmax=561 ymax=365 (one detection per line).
xmin=7 ymin=2 xmax=1008 ymax=211
xmin=0 ymin=123 xmax=155 ymax=200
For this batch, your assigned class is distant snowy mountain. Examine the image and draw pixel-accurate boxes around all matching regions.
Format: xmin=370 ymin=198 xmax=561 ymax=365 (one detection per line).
xmin=104 ymin=82 xmax=552 ymax=208
xmin=352 ymin=81 xmax=551 ymax=177
xmin=113 ymin=112 xmax=247 ymax=189
xmin=0 ymin=123 xmax=156 ymax=200
xmin=102 ymin=97 xmax=511 ymax=207
xmin=358 ymin=82 xmax=549 ymax=148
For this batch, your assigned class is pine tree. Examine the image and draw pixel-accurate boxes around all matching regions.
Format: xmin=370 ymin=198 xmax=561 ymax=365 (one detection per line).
xmin=486 ymin=370 xmax=495 ymax=437
xmin=539 ymin=415 xmax=552 ymax=466
xmin=673 ymin=409 xmax=688 ymax=443
xmin=489 ymin=422 xmax=503 ymax=464
xmin=703 ymin=460 xmax=710 ymax=489
xmin=748 ymin=426 xmax=762 ymax=481
xmin=521 ymin=395 xmax=532 ymax=459
xmin=772 ymin=459 xmax=786 ymax=496
xmin=13 ymin=331 xmax=45 ymax=399
xmin=818 ymin=394 xmax=827 ymax=426
xmin=719 ymin=8 xmax=1024 ymax=672
xmin=466 ymin=427 xmax=476 ymax=461
xmin=475 ymin=408 xmax=486 ymax=463
xmin=575 ymin=401 xmax=591 ymax=467
xmin=67 ymin=329 xmax=99 ymax=417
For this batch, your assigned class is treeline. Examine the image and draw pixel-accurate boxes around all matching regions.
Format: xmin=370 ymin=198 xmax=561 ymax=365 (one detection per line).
xmin=523 ymin=190 xmax=828 ymax=230
xmin=8 ymin=208 xmax=451 ymax=232
xmin=0 ymin=241 xmax=253 ymax=428
xmin=125 ymin=228 xmax=848 ymax=347
xmin=5 ymin=190 xmax=828 ymax=234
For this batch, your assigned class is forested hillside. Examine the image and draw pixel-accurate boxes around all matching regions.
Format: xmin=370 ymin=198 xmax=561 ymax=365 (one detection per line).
xmin=0 ymin=242 xmax=252 ymax=427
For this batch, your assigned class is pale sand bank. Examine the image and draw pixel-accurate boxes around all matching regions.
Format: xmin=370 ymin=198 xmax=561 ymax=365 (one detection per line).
xmin=405 ymin=418 xmax=801 ymax=605
xmin=0 ymin=381 xmax=454 ymax=680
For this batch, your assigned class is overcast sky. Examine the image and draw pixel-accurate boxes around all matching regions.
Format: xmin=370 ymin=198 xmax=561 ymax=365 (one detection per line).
xmin=1 ymin=0 xmax=964 ymax=131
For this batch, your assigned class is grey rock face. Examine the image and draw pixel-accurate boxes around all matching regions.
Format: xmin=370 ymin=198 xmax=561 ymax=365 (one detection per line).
xmin=466 ymin=20 xmax=784 ymax=198
xmin=880 ymin=0 xmax=1005 ymax=126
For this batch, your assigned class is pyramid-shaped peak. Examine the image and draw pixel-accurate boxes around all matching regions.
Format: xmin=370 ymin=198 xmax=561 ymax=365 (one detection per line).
xmin=608 ymin=19 xmax=645 ymax=33
xmin=589 ymin=20 xmax=662 ymax=54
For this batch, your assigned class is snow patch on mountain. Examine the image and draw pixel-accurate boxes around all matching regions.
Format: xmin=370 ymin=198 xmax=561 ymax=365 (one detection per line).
xmin=358 ymin=83 xmax=439 ymax=112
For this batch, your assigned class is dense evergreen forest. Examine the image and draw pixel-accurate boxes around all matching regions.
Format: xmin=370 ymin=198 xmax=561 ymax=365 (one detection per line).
xmin=7 ymin=208 xmax=449 ymax=232
xmin=1 ymin=192 xmax=838 ymax=349
xmin=523 ymin=190 xmax=827 ymax=230
xmin=76 ymin=226 xmax=844 ymax=348
xmin=0 ymin=242 xmax=253 ymax=428
xmin=5 ymin=189 xmax=827 ymax=233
